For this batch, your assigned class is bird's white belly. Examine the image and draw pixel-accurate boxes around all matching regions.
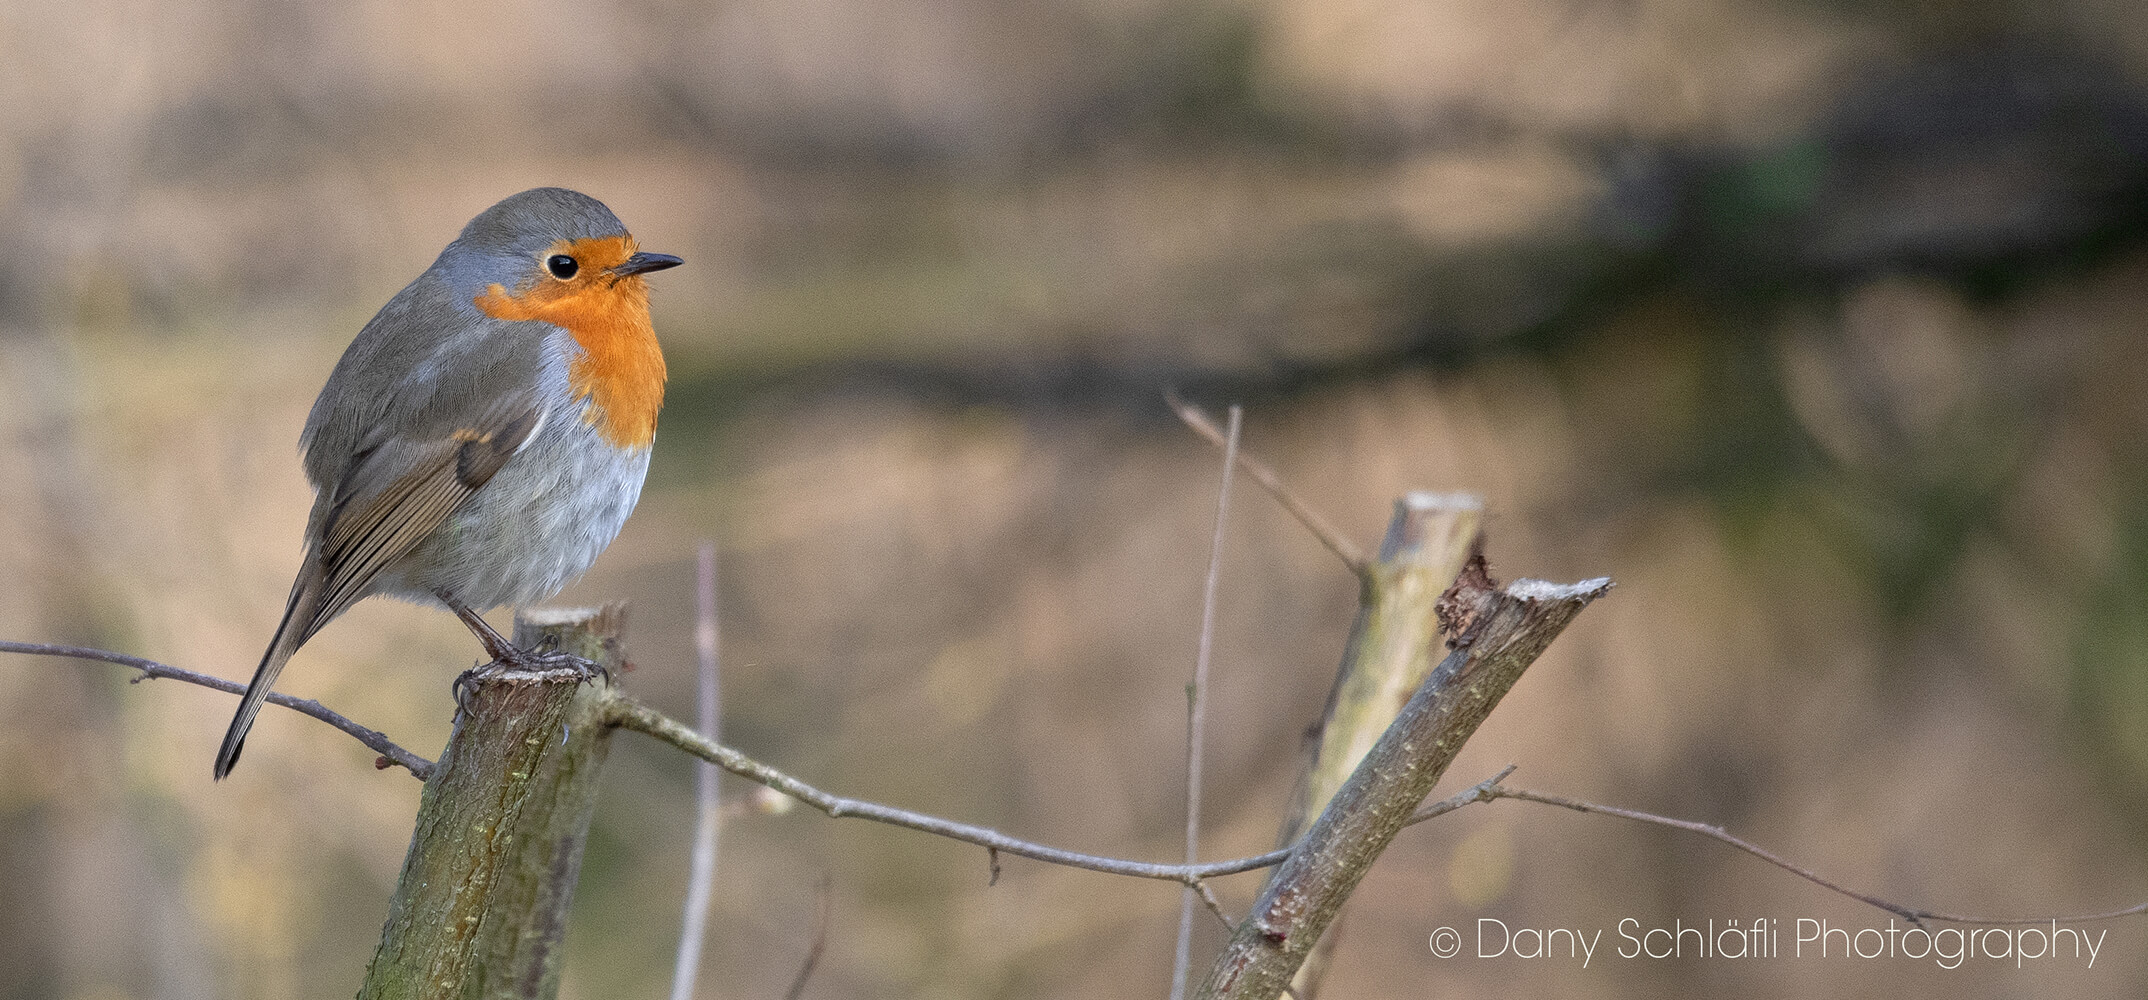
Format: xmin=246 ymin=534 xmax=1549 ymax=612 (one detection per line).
xmin=383 ymin=403 xmax=650 ymax=609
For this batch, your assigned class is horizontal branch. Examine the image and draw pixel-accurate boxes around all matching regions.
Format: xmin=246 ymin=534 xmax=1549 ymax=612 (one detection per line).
xmin=614 ymin=687 xmax=2148 ymax=933
xmin=612 ymin=695 xmax=1518 ymax=886
xmin=0 ymin=640 xmax=435 ymax=779
xmin=20 ymin=638 xmax=2141 ymax=935
xmin=1486 ymin=785 xmax=2148 ymax=927
xmin=610 ymin=694 xmax=1282 ymax=881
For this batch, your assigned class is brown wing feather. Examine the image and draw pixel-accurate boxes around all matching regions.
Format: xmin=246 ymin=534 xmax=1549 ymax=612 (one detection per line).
xmin=212 ymin=399 xmax=543 ymax=780
xmin=312 ymin=452 xmax=471 ymax=635
xmin=309 ymin=402 xmax=544 ymax=640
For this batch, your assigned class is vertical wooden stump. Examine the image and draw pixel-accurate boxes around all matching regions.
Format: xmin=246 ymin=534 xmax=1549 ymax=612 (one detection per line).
xmin=1194 ymin=566 xmax=1609 ymax=1000
xmin=1282 ymin=493 xmax=1481 ymax=997
xmin=358 ymin=605 xmax=624 ymax=1000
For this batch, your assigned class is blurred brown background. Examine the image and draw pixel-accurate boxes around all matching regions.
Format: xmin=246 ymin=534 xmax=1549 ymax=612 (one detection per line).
xmin=6 ymin=0 xmax=2148 ymax=996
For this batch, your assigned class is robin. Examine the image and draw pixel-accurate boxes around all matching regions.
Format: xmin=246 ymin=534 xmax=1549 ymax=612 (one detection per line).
xmin=214 ymin=187 xmax=682 ymax=779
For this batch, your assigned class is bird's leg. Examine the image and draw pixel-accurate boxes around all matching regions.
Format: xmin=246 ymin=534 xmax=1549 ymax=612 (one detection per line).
xmin=440 ymin=592 xmax=515 ymax=716
xmin=438 ymin=592 xmax=523 ymax=665
xmin=436 ymin=590 xmax=606 ymax=687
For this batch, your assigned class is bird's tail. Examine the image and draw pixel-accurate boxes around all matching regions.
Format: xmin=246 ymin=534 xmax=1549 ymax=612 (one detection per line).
xmin=214 ymin=577 xmax=318 ymax=780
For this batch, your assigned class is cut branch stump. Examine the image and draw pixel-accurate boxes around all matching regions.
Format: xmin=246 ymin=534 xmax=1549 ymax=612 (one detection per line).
xmin=359 ymin=605 xmax=625 ymax=1000
xmin=1195 ymin=555 xmax=1609 ymax=1000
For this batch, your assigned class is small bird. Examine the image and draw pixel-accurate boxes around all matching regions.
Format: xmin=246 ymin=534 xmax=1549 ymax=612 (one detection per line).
xmin=214 ymin=187 xmax=681 ymax=779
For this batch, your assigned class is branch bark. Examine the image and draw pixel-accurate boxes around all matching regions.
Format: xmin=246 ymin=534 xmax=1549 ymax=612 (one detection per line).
xmin=0 ymin=640 xmax=434 ymax=777
xmin=1193 ymin=566 xmax=1610 ymax=1000
xmin=358 ymin=606 xmax=625 ymax=1000
xmin=1280 ymin=492 xmax=1481 ymax=997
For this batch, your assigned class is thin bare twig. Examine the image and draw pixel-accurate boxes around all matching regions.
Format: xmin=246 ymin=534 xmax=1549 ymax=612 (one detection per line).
xmin=0 ymin=640 xmax=434 ymax=778
xmin=613 ymin=696 xmax=1298 ymax=882
xmin=1165 ymin=394 xmax=1368 ymax=575
xmin=782 ymin=876 xmax=834 ymax=1000
xmin=1174 ymin=405 xmax=1241 ymax=1000
xmin=1406 ymin=764 xmax=1520 ymax=824
xmin=31 ymin=636 xmax=2133 ymax=939
xmin=1194 ymin=880 xmax=1235 ymax=931
xmin=1487 ymin=785 xmax=2148 ymax=927
xmin=619 ymin=697 xmax=1517 ymax=887
xmin=0 ymin=633 xmax=1491 ymax=883
xmin=670 ymin=542 xmax=725 ymax=1000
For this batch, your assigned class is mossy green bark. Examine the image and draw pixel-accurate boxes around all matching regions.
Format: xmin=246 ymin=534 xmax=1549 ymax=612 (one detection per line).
xmin=358 ymin=606 xmax=624 ymax=1000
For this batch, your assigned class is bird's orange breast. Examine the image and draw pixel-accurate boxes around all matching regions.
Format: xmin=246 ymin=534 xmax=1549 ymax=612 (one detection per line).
xmin=473 ymin=235 xmax=666 ymax=450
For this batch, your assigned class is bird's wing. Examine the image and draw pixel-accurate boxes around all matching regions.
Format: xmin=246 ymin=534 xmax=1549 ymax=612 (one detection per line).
xmin=214 ymin=393 xmax=545 ymax=779
xmin=301 ymin=397 xmax=545 ymax=642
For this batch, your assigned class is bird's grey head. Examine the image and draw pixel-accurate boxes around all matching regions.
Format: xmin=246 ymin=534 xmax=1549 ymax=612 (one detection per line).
xmin=431 ymin=187 xmax=631 ymax=294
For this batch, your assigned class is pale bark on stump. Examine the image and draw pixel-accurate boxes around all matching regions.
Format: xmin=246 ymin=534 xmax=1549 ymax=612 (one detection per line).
xmin=1282 ymin=492 xmax=1482 ymax=998
xmin=1193 ymin=565 xmax=1609 ymax=1000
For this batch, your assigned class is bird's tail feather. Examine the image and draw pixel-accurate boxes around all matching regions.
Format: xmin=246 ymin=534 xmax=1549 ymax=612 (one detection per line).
xmin=214 ymin=578 xmax=318 ymax=780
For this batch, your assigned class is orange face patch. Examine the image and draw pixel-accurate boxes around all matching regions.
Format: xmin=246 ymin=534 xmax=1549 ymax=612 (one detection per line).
xmin=473 ymin=235 xmax=667 ymax=450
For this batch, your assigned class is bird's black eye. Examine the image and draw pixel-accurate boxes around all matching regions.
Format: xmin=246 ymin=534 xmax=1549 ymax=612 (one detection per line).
xmin=545 ymin=254 xmax=579 ymax=280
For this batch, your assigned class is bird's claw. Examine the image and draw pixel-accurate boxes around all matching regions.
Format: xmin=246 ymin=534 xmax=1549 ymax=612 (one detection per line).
xmin=450 ymin=639 xmax=608 ymax=721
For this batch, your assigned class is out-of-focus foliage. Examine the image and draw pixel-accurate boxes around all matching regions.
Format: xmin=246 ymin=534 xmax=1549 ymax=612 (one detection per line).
xmin=4 ymin=0 xmax=2148 ymax=997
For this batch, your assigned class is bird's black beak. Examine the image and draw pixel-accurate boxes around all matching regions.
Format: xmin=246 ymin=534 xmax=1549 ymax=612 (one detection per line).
xmin=611 ymin=252 xmax=684 ymax=277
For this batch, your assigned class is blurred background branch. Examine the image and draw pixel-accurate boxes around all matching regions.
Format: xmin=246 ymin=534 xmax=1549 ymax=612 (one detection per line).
xmin=1169 ymin=396 xmax=1367 ymax=573
xmin=1171 ymin=404 xmax=1241 ymax=1000
xmin=781 ymin=876 xmax=835 ymax=1000
xmin=668 ymin=543 xmax=724 ymax=1000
